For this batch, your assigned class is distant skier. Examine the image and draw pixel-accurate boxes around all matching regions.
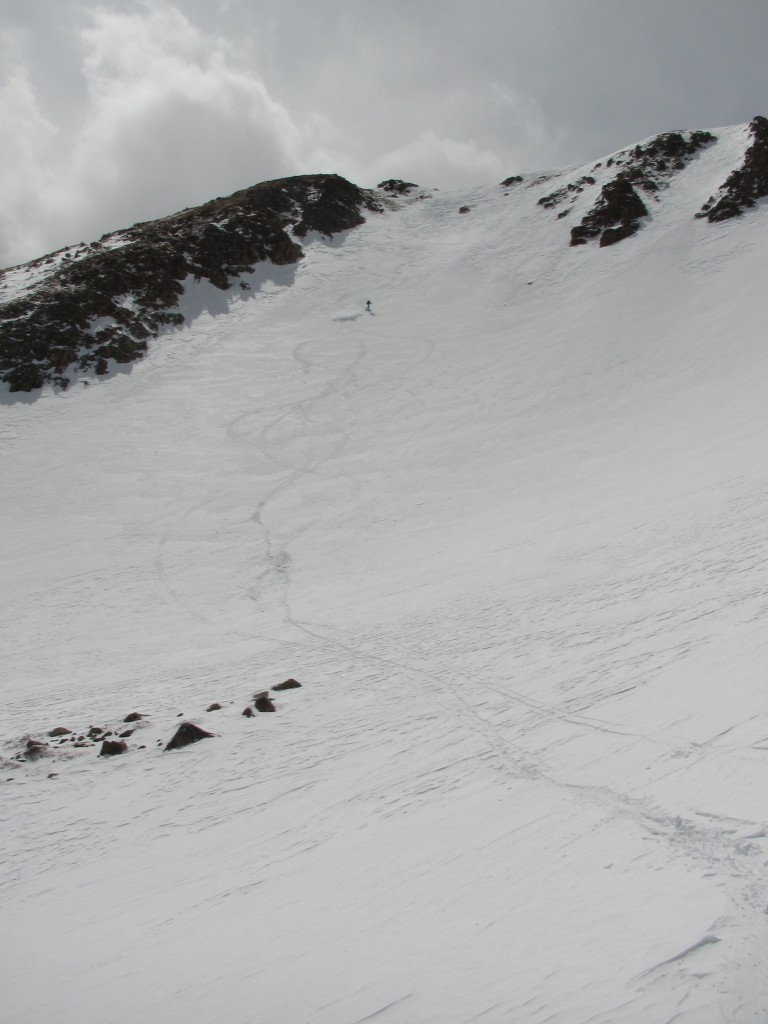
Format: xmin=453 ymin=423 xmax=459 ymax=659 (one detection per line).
xmin=365 ymin=299 xmax=372 ymax=312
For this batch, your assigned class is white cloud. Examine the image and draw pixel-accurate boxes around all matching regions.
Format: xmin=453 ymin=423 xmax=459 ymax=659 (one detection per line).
xmin=0 ymin=3 xmax=314 ymax=265
xmin=0 ymin=64 xmax=61 ymax=265
xmin=366 ymin=131 xmax=504 ymax=188
xmin=360 ymin=86 xmax=561 ymax=188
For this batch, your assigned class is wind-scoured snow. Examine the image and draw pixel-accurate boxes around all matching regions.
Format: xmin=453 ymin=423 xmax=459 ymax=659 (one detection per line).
xmin=3 ymin=123 xmax=768 ymax=1022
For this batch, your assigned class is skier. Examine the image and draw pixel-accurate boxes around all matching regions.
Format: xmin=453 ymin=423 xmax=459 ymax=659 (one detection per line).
xmin=365 ymin=299 xmax=372 ymax=312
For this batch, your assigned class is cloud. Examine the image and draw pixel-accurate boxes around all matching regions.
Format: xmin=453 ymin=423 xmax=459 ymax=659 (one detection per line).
xmin=0 ymin=61 xmax=61 ymax=265
xmin=69 ymin=5 xmax=304 ymax=220
xmin=0 ymin=1 xmax=562 ymax=266
xmin=0 ymin=3 xmax=316 ymax=266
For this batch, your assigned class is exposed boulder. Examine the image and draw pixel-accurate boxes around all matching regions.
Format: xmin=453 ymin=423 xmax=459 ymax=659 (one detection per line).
xmin=24 ymin=739 xmax=50 ymax=760
xmin=48 ymin=726 xmax=72 ymax=737
xmin=254 ymin=693 xmax=276 ymax=713
xmin=500 ymin=175 xmax=523 ymax=187
xmin=164 ymin=722 xmax=214 ymax=751
xmin=242 ymin=706 xmax=255 ymax=718
xmin=123 ymin=712 xmax=143 ymax=723
xmin=206 ymin=703 xmax=222 ymax=712
xmin=273 ymin=679 xmax=302 ymax=691
xmin=99 ymin=739 xmax=128 ymax=756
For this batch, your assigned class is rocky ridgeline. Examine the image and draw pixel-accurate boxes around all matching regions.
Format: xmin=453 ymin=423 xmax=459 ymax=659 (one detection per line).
xmin=697 ymin=115 xmax=768 ymax=221
xmin=568 ymin=130 xmax=716 ymax=247
xmin=0 ymin=175 xmax=380 ymax=393
xmin=2 ymin=679 xmax=304 ymax=774
xmin=501 ymin=129 xmax=719 ymax=248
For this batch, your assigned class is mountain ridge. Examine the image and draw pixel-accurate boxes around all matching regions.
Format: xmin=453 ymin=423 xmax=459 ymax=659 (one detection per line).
xmin=0 ymin=173 xmax=378 ymax=392
xmin=1 ymin=116 xmax=767 ymax=395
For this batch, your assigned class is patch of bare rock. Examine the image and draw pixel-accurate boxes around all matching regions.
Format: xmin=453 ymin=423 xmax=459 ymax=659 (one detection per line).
xmin=377 ymin=179 xmax=419 ymax=195
xmin=164 ymin=722 xmax=214 ymax=752
xmin=4 ymin=677 xmax=307 ymax=774
xmin=698 ymin=116 xmax=768 ymax=221
xmin=273 ymin=678 xmax=302 ymax=691
xmin=568 ymin=130 xmax=715 ymax=247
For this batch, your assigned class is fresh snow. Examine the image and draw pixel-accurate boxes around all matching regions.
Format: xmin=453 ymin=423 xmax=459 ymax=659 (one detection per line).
xmin=3 ymin=123 xmax=768 ymax=1022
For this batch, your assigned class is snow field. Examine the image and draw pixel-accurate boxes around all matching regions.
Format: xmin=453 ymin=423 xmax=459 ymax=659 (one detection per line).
xmin=3 ymin=127 xmax=768 ymax=1021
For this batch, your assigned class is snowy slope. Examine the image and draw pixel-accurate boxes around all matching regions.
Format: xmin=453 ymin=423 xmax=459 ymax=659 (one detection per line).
xmin=3 ymin=123 xmax=768 ymax=1022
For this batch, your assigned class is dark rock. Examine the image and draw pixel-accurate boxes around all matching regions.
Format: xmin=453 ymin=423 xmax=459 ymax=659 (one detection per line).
xmin=99 ymin=739 xmax=128 ymax=756
xmin=618 ymin=130 xmax=714 ymax=195
xmin=254 ymin=693 xmax=276 ymax=713
xmin=500 ymin=175 xmax=523 ymax=187
xmin=118 ymin=729 xmax=134 ymax=738
xmin=164 ymin=722 xmax=214 ymax=751
xmin=698 ymin=116 xmax=768 ymax=221
xmin=458 ymin=206 xmax=470 ymax=214
xmin=24 ymin=739 xmax=50 ymax=760
xmin=206 ymin=703 xmax=222 ymax=712
xmin=377 ymin=179 xmax=419 ymax=195
xmin=273 ymin=679 xmax=302 ymax=691
xmin=5 ymin=364 xmax=44 ymax=393
xmin=123 ymin=712 xmax=143 ymax=722
xmin=88 ymin=726 xmax=104 ymax=739
xmin=599 ymin=223 xmax=640 ymax=247
xmin=48 ymin=726 xmax=72 ymax=737
xmin=538 ymin=175 xmax=596 ymax=210
xmin=570 ymin=179 xmax=648 ymax=247
xmin=242 ymin=706 xmax=254 ymax=718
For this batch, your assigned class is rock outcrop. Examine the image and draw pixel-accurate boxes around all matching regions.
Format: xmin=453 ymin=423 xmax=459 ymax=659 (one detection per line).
xmin=570 ymin=179 xmax=649 ymax=247
xmin=164 ymin=722 xmax=214 ymax=751
xmin=99 ymin=739 xmax=128 ymax=756
xmin=377 ymin=179 xmax=419 ymax=195
xmin=0 ymin=175 xmax=379 ymax=393
xmin=698 ymin=116 xmax=768 ymax=221
xmin=254 ymin=693 xmax=276 ymax=713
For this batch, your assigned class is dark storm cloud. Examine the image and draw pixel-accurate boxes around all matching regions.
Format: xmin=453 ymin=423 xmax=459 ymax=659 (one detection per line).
xmin=1 ymin=0 xmax=767 ymax=267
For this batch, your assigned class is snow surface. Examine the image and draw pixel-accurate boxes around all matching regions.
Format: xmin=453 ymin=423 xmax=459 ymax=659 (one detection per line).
xmin=4 ymin=123 xmax=768 ymax=1022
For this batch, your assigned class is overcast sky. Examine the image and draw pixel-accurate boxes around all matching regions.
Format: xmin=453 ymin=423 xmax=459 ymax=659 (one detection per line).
xmin=1 ymin=0 xmax=767 ymax=268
